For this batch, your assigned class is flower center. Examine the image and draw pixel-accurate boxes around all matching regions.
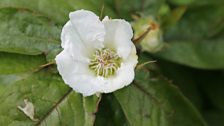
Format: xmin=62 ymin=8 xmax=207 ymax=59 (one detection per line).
xmin=89 ymin=48 xmax=122 ymax=78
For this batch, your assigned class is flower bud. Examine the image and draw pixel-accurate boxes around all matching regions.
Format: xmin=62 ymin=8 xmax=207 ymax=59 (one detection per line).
xmin=133 ymin=17 xmax=163 ymax=52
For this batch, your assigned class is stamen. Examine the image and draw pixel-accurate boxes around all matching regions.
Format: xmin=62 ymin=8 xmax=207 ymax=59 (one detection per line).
xmin=89 ymin=48 xmax=122 ymax=78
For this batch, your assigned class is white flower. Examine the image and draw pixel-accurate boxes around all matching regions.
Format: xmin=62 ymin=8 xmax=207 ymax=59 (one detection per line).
xmin=55 ymin=10 xmax=138 ymax=96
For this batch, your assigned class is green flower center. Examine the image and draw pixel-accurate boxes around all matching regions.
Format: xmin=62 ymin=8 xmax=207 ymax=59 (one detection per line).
xmin=89 ymin=48 xmax=122 ymax=78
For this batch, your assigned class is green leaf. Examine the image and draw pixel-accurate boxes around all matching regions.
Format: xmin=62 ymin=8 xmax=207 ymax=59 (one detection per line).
xmin=147 ymin=5 xmax=224 ymax=69
xmin=194 ymin=70 xmax=224 ymax=111
xmin=203 ymin=77 xmax=224 ymax=111
xmin=0 ymin=74 xmax=27 ymax=95
xmin=157 ymin=59 xmax=203 ymax=109
xmin=0 ymin=52 xmax=46 ymax=74
xmin=154 ymin=39 xmax=224 ymax=69
xmin=168 ymin=0 xmax=194 ymax=5
xmin=95 ymin=94 xmax=129 ymax=126
xmin=114 ymin=0 xmax=164 ymax=20
xmin=161 ymin=6 xmax=187 ymax=32
xmin=0 ymin=0 xmax=116 ymax=24
xmin=0 ymin=70 xmax=100 ymax=126
xmin=204 ymin=110 xmax=224 ymax=126
xmin=168 ymin=0 xmax=224 ymax=6
xmin=164 ymin=6 xmax=224 ymax=40
xmin=0 ymin=8 xmax=61 ymax=62
xmin=114 ymin=55 xmax=207 ymax=126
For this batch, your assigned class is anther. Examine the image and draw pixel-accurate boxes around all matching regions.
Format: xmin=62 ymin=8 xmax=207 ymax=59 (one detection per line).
xmin=89 ymin=48 xmax=121 ymax=78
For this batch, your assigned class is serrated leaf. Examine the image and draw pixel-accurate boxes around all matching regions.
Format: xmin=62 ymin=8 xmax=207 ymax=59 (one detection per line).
xmin=0 ymin=52 xmax=46 ymax=74
xmin=154 ymin=39 xmax=224 ymax=69
xmin=114 ymin=55 xmax=207 ymax=126
xmin=0 ymin=70 xmax=100 ymax=126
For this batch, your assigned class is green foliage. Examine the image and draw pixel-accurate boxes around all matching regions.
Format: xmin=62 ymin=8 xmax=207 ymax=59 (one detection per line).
xmin=111 ymin=0 xmax=164 ymax=20
xmin=168 ymin=0 xmax=224 ymax=6
xmin=0 ymin=0 xmax=116 ymax=24
xmin=156 ymin=59 xmax=203 ymax=109
xmin=0 ymin=0 xmax=223 ymax=126
xmin=0 ymin=8 xmax=61 ymax=62
xmin=94 ymin=94 xmax=129 ymax=126
xmin=164 ymin=6 xmax=224 ymax=40
xmin=155 ymin=39 xmax=224 ymax=69
xmin=0 ymin=53 xmax=46 ymax=74
xmin=114 ymin=58 xmax=207 ymax=126
xmin=0 ymin=70 xmax=100 ymax=126
xmin=154 ymin=4 xmax=224 ymax=69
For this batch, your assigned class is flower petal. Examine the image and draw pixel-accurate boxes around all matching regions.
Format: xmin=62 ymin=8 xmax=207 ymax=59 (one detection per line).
xmin=61 ymin=21 xmax=90 ymax=62
xmin=55 ymin=50 xmax=90 ymax=77
xmin=103 ymin=19 xmax=133 ymax=59
xmin=69 ymin=10 xmax=105 ymax=49
xmin=55 ymin=50 xmax=101 ymax=96
xmin=56 ymin=44 xmax=137 ymax=96
xmin=97 ymin=43 xmax=138 ymax=93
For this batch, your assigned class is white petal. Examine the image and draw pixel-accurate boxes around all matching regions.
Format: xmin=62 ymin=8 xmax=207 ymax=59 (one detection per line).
xmin=68 ymin=75 xmax=102 ymax=96
xmin=56 ymin=44 xmax=138 ymax=96
xmin=82 ymin=44 xmax=137 ymax=95
xmin=103 ymin=19 xmax=133 ymax=59
xmin=102 ymin=16 xmax=109 ymax=22
xmin=55 ymin=50 xmax=90 ymax=77
xmin=61 ymin=21 xmax=90 ymax=62
xmin=55 ymin=50 xmax=101 ymax=96
xmin=69 ymin=10 xmax=105 ymax=49
xmin=97 ymin=43 xmax=138 ymax=93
